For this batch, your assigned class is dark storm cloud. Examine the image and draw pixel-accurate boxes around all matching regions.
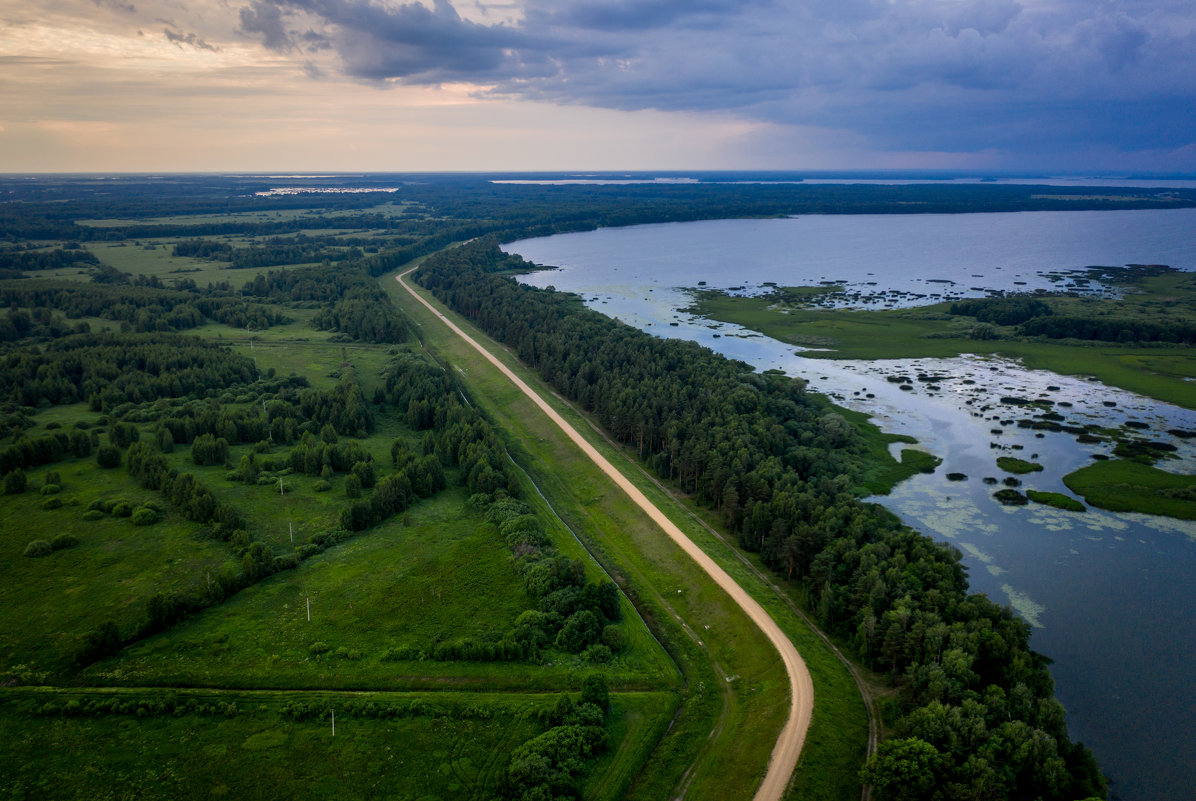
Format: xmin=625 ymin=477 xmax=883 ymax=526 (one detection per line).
xmin=236 ymin=0 xmax=1196 ymax=160
xmin=241 ymin=0 xmax=560 ymax=81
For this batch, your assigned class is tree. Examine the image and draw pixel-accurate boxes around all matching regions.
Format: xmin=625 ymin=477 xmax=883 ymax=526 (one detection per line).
xmin=96 ymin=444 xmax=121 ymax=468
xmin=861 ymin=737 xmax=944 ymax=801
xmin=580 ymin=674 xmax=610 ymax=715
xmin=555 ymin=610 xmax=601 ymax=653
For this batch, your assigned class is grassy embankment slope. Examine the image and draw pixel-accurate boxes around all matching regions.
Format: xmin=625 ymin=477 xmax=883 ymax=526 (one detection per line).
xmin=383 ymin=260 xmax=870 ymax=801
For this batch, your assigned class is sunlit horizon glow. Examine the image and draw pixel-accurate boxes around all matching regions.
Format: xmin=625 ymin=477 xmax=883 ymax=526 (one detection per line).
xmin=2 ymin=0 xmax=1193 ymax=173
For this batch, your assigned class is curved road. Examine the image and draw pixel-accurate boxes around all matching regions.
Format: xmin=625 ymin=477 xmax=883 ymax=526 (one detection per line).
xmin=397 ymin=267 xmax=813 ymax=801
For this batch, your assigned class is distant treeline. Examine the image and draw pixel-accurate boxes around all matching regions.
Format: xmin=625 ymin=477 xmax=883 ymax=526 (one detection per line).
xmin=242 ymin=265 xmax=408 ymax=343
xmin=0 ymin=280 xmax=287 ymax=340
xmin=0 ymin=247 xmax=99 ymax=272
xmin=0 ymin=332 xmax=257 ymax=410
xmin=417 ymin=238 xmax=1106 ymax=801
xmin=949 ymin=296 xmax=1196 ymax=344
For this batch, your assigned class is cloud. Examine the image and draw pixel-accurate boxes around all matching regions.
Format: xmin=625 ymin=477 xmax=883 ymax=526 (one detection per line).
xmin=240 ymin=0 xmax=294 ymax=51
xmin=11 ymin=0 xmax=1196 ymax=167
xmin=164 ymin=28 xmax=219 ymax=52
xmin=92 ymin=0 xmax=137 ymax=14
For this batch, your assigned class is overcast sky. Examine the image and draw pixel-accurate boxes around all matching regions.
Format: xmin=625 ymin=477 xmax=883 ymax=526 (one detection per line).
xmin=2 ymin=0 xmax=1194 ymax=172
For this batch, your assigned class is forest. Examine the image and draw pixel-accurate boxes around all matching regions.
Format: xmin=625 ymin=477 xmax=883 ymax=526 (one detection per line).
xmin=2 ymin=173 xmax=1175 ymax=800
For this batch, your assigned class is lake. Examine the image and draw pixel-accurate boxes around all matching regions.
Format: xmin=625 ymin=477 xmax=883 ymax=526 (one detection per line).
xmin=506 ymin=208 xmax=1196 ymax=800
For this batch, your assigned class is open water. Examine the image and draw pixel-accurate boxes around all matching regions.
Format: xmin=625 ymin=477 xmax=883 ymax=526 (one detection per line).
xmin=506 ymin=208 xmax=1196 ymax=800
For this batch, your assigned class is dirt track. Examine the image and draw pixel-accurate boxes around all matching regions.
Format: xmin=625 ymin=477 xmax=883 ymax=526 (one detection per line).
xmin=397 ymin=267 xmax=813 ymax=801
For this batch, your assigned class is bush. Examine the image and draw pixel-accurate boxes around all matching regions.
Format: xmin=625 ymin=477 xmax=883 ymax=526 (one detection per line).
xmin=51 ymin=533 xmax=79 ymax=550
xmin=309 ymin=642 xmax=331 ymax=656
xmin=4 ymin=469 xmax=27 ymax=494
xmin=41 ymin=497 xmax=63 ymax=510
xmin=40 ymin=483 xmax=61 ymax=495
xmin=96 ymin=444 xmax=121 ymax=468
xmin=82 ymin=509 xmax=104 ymax=521
xmin=380 ymin=645 xmax=423 ymax=662
xmin=272 ymin=554 xmax=299 ymax=572
xmin=130 ymin=507 xmax=159 ymax=526
xmin=296 ymin=543 xmax=322 ymax=560
xmin=555 ymin=610 xmax=601 ymax=653
xmin=313 ymin=479 xmax=331 ymax=492
xmin=600 ymin=625 xmax=625 ymax=652
xmin=582 ymin=644 xmax=612 ymax=664
xmin=23 ymin=540 xmax=53 ymax=557
xmin=581 ymin=674 xmax=610 ymax=713
xmin=111 ymin=501 xmax=133 ymax=517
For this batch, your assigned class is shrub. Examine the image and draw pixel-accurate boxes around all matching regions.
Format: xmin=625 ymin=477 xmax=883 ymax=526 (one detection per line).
xmin=82 ymin=509 xmax=104 ymax=521
xmin=40 ymin=483 xmax=61 ymax=495
xmin=51 ymin=533 xmax=79 ymax=550
xmin=313 ymin=480 xmax=331 ymax=492
xmin=23 ymin=540 xmax=53 ymax=557
xmin=4 ymin=469 xmax=27 ymax=494
xmin=582 ymin=644 xmax=612 ymax=664
xmin=296 ymin=543 xmax=322 ymax=560
xmin=43 ymin=470 xmax=61 ymax=486
xmin=555 ymin=610 xmax=601 ymax=653
xmin=581 ymin=674 xmax=610 ymax=713
xmin=111 ymin=501 xmax=133 ymax=517
xmin=309 ymin=642 xmax=331 ymax=656
xmin=130 ymin=507 xmax=159 ymax=526
xmin=600 ymin=625 xmax=625 ymax=652
xmin=96 ymin=444 xmax=121 ymax=468
xmin=272 ymin=554 xmax=299 ymax=572
xmin=380 ymin=645 xmax=422 ymax=662
xmin=41 ymin=497 xmax=63 ymax=510
xmin=191 ymin=434 xmax=229 ymax=466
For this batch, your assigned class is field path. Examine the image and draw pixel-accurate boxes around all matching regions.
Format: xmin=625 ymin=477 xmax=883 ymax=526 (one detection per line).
xmin=398 ymin=267 xmax=813 ymax=801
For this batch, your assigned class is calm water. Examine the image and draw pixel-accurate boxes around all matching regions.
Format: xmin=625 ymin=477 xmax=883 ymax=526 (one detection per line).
xmin=507 ymin=209 xmax=1196 ymax=800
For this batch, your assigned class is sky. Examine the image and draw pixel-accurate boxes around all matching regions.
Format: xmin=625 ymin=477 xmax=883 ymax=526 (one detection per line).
xmin=1 ymin=0 xmax=1194 ymax=173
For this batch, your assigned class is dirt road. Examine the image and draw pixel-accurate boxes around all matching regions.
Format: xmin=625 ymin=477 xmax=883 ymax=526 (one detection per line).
xmin=397 ymin=267 xmax=813 ymax=801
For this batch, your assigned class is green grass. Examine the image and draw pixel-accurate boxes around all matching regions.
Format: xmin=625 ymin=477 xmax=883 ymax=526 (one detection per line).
xmin=386 ymin=265 xmax=868 ymax=801
xmin=838 ymin=406 xmax=922 ymax=496
xmin=997 ymin=456 xmax=1045 ymax=474
xmin=1063 ymin=459 xmax=1196 ymax=519
xmin=1025 ymin=490 xmax=1086 ymax=512
xmin=85 ymin=484 xmax=672 ymax=691
xmin=0 ymin=458 xmax=236 ymax=677
xmin=0 ymin=688 xmax=542 ymax=801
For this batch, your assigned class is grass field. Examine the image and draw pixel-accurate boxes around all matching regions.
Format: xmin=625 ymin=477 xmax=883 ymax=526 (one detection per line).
xmin=0 ymin=688 xmax=545 ymax=801
xmin=1063 ymin=458 xmax=1196 ymax=518
xmin=0 ymin=458 xmax=236 ymax=678
xmin=85 ymin=482 xmax=675 ymax=691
